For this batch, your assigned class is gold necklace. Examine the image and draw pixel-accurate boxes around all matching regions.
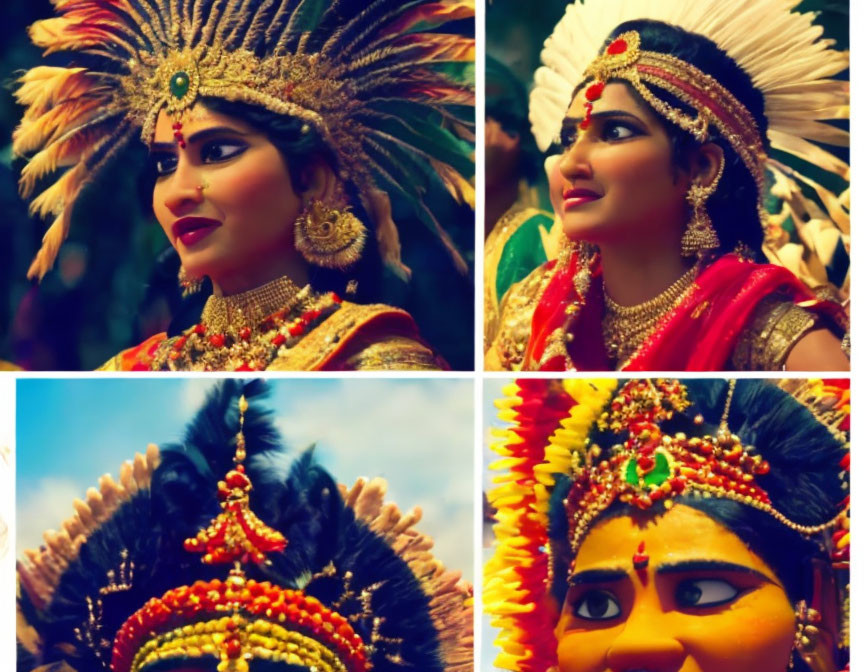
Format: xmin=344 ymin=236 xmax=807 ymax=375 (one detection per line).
xmin=602 ymin=265 xmax=698 ymax=365
xmin=150 ymin=276 xmax=344 ymax=371
xmin=200 ymin=276 xmax=304 ymax=334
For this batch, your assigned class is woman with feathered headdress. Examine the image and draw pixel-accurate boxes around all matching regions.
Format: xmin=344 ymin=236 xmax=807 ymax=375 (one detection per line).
xmin=485 ymin=0 xmax=848 ymax=371
xmin=13 ymin=0 xmax=474 ymax=371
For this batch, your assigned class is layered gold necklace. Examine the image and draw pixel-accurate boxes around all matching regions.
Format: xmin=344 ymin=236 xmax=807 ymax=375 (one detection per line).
xmin=150 ymin=276 xmax=343 ymax=371
xmin=602 ymin=265 xmax=698 ymax=366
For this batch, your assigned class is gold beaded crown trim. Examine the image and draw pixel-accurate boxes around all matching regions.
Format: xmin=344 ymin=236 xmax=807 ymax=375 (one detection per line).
xmin=578 ymin=31 xmax=767 ymax=201
xmin=15 ymin=0 xmax=475 ymax=279
xmin=563 ymin=379 xmax=847 ymax=569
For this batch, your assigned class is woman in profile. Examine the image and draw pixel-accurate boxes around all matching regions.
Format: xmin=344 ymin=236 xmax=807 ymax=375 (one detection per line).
xmin=486 ymin=0 xmax=849 ymax=371
xmin=485 ymin=377 xmax=850 ymax=672
xmin=14 ymin=0 xmax=474 ymax=370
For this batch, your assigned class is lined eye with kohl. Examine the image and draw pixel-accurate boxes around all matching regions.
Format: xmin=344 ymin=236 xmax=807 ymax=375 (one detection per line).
xmin=201 ymin=140 xmax=248 ymax=163
xmin=600 ymin=120 xmax=640 ymax=141
xmin=151 ymin=153 xmax=178 ymax=177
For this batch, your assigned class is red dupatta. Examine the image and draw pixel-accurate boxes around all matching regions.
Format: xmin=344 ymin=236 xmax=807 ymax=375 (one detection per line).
xmin=523 ymin=253 xmax=846 ymax=371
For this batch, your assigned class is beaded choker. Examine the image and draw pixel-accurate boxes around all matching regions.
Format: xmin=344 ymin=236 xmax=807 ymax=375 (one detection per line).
xmin=601 ymin=265 xmax=698 ymax=365
xmin=150 ymin=276 xmax=343 ymax=371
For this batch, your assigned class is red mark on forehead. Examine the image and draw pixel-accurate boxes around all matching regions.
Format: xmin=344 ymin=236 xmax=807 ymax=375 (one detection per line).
xmin=632 ymin=541 xmax=649 ymax=570
xmin=172 ymin=121 xmax=187 ymax=149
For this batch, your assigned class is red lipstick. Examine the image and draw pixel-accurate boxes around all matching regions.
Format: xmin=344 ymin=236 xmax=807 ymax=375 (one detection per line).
xmin=172 ymin=216 xmax=221 ymax=246
xmin=563 ymin=187 xmax=601 ymax=210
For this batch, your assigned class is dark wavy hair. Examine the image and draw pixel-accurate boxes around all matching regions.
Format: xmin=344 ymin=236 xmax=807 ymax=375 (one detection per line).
xmin=546 ymin=379 xmax=848 ymax=671
xmin=589 ymin=20 xmax=771 ymax=260
xmin=137 ymin=97 xmax=382 ymax=300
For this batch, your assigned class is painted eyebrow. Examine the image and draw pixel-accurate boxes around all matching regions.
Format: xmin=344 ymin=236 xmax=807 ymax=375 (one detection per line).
xmin=568 ymin=568 xmax=629 ymax=586
xmin=562 ymin=109 xmax=645 ymax=129
xmin=149 ymin=126 xmax=250 ymax=152
xmin=655 ymin=560 xmax=777 ymax=584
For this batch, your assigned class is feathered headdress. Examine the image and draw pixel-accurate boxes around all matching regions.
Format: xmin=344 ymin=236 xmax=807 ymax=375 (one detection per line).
xmin=15 ymin=0 xmax=475 ymax=280
xmin=484 ymin=378 xmax=849 ymax=672
xmin=18 ymin=380 xmax=473 ymax=672
xmin=530 ymin=0 xmax=849 ymax=292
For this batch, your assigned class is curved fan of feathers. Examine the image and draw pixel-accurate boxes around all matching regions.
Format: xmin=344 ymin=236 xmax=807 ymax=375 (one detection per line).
xmin=16 ymin=0 xmax=475 ymax=279
xmin=529 ymin=0 xmax=847 ymax=291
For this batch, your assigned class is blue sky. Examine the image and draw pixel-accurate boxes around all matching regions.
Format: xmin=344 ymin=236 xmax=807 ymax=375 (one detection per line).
xmin=16 ymin=378 xmax=474 ymax=577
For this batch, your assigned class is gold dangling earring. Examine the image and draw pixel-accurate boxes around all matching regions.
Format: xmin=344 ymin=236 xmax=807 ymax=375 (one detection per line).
xmin=177 ymin=266 xmax=203 ymax=297
xmin=294 ymin=193 xmax=367 ymax=270
xmin=681 ymin=153 xmax=725 ymax=257
xmin=789 ymin=600 xmax=822 ymax=669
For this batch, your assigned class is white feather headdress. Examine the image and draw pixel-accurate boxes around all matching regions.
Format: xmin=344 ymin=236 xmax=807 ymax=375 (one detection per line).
xmin=530 ymin=0 xmax=849 ymax=291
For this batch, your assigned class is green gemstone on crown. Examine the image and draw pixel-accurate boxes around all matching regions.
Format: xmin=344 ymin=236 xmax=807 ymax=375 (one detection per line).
xmin=170 ymin=71 xmax=190 ymax=99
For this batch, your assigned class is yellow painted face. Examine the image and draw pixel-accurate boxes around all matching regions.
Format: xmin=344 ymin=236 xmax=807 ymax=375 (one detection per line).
xmin=555 ymin=504 xmax=796 ymax=672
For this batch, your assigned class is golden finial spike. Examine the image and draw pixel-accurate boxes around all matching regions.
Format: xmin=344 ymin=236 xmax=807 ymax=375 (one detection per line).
xmin=720 ymin=379 xmax=737 ymax=433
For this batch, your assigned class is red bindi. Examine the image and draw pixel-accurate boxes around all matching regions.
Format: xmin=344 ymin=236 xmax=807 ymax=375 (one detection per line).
xmin=632 ymin=541 xmax=649 ymax=570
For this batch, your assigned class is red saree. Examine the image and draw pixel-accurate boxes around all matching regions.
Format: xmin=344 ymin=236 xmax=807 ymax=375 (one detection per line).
xmin=523 ymin=253 xmax=846 ymax=371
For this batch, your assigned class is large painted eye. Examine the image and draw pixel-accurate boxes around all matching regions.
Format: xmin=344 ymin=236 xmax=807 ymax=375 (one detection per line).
xmin=574 ymin=590 xmax=622 ymax=620
xmin=676 ymin=579 xmax=740 ymax=608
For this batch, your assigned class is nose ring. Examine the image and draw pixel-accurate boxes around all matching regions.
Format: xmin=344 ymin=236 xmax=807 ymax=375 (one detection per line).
xmin=196 ymin=181 xmax=209 ymax=193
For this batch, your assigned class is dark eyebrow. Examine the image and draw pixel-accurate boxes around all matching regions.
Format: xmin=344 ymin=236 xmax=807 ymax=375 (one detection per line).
xmin=563 ymin=109 xmax=645 ymax=128
xmin=655 ymin=560 xmax=777 ymax=584
xmin=149 ymin=126 xmax=250 ymax=152
xmin=568 ymin=568 xmax=629 ymax=586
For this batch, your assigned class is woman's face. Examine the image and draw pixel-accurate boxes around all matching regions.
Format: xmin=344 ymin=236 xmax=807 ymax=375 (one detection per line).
xmin=150 ymin=104 xmax=306 ymax=294
xmin=556 ymin=504 xmax=796 ymax=672
xmin=556 ymin=82 xmax=690 ymax=246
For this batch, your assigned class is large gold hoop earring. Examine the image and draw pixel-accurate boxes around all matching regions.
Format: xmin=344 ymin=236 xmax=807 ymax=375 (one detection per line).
xmin=681 ymin=153 xmax=725 ymax=257
xmin=294 ymin=199 xmax=366 ymax=270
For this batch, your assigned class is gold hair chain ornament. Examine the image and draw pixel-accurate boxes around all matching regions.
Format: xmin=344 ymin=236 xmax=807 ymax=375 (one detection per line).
xmin=579 ymin=32 xmax=767 ymax=218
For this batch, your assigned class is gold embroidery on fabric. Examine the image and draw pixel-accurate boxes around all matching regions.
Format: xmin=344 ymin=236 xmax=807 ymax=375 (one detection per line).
xmin=732 ymin=296 xmax=818 ymax=370
xmin=487 ymin=264 xmax=553 ymax=371
xmin=342 ymin=337 xmax=440 ymax=371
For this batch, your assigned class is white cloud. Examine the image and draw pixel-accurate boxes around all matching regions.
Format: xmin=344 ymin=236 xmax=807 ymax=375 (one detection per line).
xmin=179 ymin=379 xmax=212 ymax=416
xmin=17 ymin=477 xmax=84 ymax=555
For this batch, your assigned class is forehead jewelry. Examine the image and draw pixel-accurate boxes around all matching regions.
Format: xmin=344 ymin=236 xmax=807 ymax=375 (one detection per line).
xmin=172 ymin=120 xmax=186 ymax=149
xmin=632 ymin=541 xmax=649 ymax=570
